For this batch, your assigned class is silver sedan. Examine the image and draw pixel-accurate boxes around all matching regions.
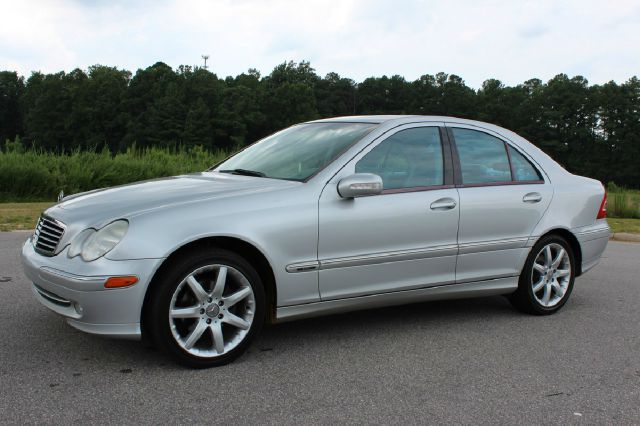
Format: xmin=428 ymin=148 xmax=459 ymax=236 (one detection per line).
xmin=22 ymin=115 xmax=610 ymax=367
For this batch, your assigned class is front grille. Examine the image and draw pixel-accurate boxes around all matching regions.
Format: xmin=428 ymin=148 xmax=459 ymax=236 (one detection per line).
xmin=33 ymin=216 xmax=66 ymax=256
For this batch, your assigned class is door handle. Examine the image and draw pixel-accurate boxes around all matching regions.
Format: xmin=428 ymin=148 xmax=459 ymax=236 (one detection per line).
xmin=523 ymin=192 xmax=542 ymax=203
xmin=430 ymin=198 xmax=457 ymax=210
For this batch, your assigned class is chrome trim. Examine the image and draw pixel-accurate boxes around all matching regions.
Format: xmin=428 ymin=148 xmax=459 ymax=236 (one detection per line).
xmin=40 ymin=266 xmax=107 ymax=283
xmin=33 ymin=215 xmax=67 ymax=256
xmin=276 ymin=276 xmax=518 ymax=322
xmin=320 ymin=244 xmax=458 ymax=270
xmin=286 ymin=245 xmax=458 ymax=273
xmin=457 ymin=237 xmax=528 ymax=254
xmin=285 ymin=261 xmax=320 ymax=273
xmin=286 ymin=240 xmax=530 ymax=273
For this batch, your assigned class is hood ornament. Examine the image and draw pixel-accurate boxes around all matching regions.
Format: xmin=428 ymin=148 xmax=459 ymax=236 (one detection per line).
xmin=57 ymin=190 xmax=65 ymax=202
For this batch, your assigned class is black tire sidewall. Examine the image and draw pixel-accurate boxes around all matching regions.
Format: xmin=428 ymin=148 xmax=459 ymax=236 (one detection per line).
xmin=149 ymin=248 xmax=266 ymax=368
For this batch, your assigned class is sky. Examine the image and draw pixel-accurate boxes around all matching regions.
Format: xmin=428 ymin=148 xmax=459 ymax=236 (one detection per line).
xmin=1 ymin=0 xmax=638 ymax=88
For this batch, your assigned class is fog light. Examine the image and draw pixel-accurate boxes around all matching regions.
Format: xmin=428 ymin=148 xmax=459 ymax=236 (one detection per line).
xmin=74 ymin=302 xmax=83 ymax=315
xmin=104 ymin=276 xmax=138 ymax=289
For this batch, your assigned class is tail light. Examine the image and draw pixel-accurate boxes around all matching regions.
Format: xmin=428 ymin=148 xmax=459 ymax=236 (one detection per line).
xmin=597 ymin=192 xmax=607 ymax=219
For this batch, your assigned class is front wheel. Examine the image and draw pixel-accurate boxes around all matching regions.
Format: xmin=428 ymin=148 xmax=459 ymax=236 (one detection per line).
xmin=510 ymin=235 xmax=576 ymax=315
xmin=148 ymin=248 xmax=265 ymax=368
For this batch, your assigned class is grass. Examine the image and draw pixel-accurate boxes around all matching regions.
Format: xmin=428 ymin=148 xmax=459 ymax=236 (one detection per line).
xmin=0 ymin=202 xmax=53 ymax=232
xmin=606 ymin=183 xmax=640 ymax=219
xmin=607 ymin=218 xmax=640 ymax=234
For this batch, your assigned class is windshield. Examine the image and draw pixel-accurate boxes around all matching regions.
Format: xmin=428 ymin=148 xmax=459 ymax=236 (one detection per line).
xmin=215 ymin=122 xmax=378 ymax=181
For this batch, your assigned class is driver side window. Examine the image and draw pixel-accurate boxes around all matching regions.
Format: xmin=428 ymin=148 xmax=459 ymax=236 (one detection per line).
xmin=355 ymin=127 xmax=444 ymax=190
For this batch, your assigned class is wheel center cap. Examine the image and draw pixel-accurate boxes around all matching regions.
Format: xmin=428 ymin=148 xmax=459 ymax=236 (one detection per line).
xmin=205 ymin=304 xmax=220 ymax=318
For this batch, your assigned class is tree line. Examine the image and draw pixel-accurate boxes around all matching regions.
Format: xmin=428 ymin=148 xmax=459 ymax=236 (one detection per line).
xmin=0 ymin=61 xmax=638 ymax=187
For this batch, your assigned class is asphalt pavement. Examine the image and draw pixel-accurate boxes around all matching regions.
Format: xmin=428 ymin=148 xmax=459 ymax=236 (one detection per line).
xmin=0 ymin=232 xmax=638 ymax=424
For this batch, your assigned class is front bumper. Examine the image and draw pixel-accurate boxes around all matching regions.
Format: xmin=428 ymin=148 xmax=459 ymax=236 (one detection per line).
xmin=21 ymin=236 xmax=164 ymax=340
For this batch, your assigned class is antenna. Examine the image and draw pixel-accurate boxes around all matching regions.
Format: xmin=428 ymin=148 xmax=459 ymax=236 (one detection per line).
xmin=201 ymin=55 xmax=210 ymax=70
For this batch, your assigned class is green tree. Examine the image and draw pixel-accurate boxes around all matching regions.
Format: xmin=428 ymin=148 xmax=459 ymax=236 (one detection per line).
xmin=183 ymin=97 xmax=213 ymax=148
xmin=122 ymin=62 xmax=180 ymax=148
xmin=0 ymin=71 xmax=24 ymax=148
xmin=23 ymin=71 xmax=75 ymax=151
xmin=315 ymin=72 xmax=356 ymax=117
xmin=595 ymin=78 xmax=640 ymax=186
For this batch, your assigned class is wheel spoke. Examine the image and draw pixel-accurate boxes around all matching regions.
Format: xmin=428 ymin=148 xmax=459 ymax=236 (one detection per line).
xmin=184 ymin=321 xmax=207 ymax=349
xmin=224 ymin=287 xmax=252 ymax=307
xmin=211 ymin=266 xmax=227 ymax=299
xmin=223 ymin=312 xmax=250 ymax=330
xmin=170 ymin=306 xmax=201 ymax=319
xmin=533 ymin=263 xmax=546 ymax=274
xmin=556 ymin=268 xmax=571 ymax=278
xmin=211 ymin=322 xmax=225 ymax=354
xmin=532 ymin=278 xmax=545 ymax=293
xmin=186 ymin=275 xmax=208 ymax=302
xmin=552 ymin=248 xmax=566 ymax=268
xmin=551 ymin=281 xmax=563 ymax=295
xmin=542 ymin=283 xmax=551 ymax=305
xmin=544 ymin=245 xmax=553 ymax=267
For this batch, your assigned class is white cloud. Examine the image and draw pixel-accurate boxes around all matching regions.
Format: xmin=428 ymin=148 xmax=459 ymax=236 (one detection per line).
xmin=0 ymin=0 xmax=638 ymax=87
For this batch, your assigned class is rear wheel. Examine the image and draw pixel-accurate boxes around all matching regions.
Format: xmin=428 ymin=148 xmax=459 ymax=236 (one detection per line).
xmin=148 ymin=248 xmax=265 ymax=367
xmin=510 ymin=235 xmax=575 ymax=315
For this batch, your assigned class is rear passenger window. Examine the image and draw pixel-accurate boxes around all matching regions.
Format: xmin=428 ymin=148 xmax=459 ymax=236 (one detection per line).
xmin=356 ymin=127 xmax=443 ymax=190
xmin=508 ymin=145 xmax=543 ymax=181
xmin=452 ymin=128 xmax=511 ymax=185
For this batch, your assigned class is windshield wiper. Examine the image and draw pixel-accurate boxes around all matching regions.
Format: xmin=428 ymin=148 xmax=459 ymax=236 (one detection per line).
xmin=219 ymin=168 xmax=266 ymax=177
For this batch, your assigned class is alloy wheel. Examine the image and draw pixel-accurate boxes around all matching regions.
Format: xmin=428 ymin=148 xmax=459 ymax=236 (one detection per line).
xmin=531 ymin=243 xmax=572 ymax=308
xmin=168 ymin=264 xmax=256 ymax=358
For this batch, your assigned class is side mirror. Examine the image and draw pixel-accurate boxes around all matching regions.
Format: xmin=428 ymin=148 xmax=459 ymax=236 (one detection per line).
xmin=337 ymin=173 xmax=383 ymax=198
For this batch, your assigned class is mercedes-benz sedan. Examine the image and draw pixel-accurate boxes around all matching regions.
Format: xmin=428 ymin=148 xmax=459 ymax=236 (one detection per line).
xmin=22 ymin=116 xmax=610 ymax=367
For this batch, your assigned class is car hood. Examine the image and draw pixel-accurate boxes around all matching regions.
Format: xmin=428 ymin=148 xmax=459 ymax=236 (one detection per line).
xmin=47 ymin=172 xmax=300 ymax=227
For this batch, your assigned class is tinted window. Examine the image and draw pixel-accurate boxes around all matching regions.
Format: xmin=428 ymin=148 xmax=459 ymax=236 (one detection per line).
xmin=508 ymin=145 xmax=543 ymax=181
xmin=216 ymin=122 xmax=377 ymax=181
xmin=356 ymin=127 xmax=443 ymax=190
xmin=452 ymin=128 xmax=511 ymax=185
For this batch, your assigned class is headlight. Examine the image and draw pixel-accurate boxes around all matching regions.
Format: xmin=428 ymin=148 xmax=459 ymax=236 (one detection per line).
xmin=67 ymin=220 xmax=129 ymax=262
xmin=67 ymin=229 xmax=95 ymax=258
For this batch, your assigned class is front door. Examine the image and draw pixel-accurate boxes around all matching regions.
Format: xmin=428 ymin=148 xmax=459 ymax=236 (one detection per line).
xmin=318 ymin=124 xmax=460 ymax=300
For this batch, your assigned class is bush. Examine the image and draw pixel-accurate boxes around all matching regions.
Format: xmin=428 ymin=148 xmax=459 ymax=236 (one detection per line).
xmin=0 ymin=146 xmax=228 ymax=202
xmin=606 ymin=183 xmax=640 ymax=219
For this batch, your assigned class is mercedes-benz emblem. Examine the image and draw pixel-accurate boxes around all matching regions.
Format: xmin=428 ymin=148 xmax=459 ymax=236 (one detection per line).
xmin=205 ymin=304 xmax=220 ymax=318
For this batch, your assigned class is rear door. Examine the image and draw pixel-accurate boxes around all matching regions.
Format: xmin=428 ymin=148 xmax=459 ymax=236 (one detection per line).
xmin=447 ymin=125 xmax=553 ymax=283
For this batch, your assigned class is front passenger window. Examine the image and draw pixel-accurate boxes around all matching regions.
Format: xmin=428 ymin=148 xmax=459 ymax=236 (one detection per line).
xmin=355 ymin=127 xmax=444 ymax=190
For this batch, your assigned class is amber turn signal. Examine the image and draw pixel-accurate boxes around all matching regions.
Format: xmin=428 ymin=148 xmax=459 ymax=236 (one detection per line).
xmin=104 ymin=276 xmax=139 ymax=288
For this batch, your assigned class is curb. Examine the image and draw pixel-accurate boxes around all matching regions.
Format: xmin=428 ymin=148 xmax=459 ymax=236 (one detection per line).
xmin=610 ymin=232 xmax=640 ymax=243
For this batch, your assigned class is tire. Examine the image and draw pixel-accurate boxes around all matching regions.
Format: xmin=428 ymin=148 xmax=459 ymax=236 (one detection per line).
xmin=148 ymin=248 xmax=265 ymax=368
xmin=509 ymin=234 xmax=576 ymax=315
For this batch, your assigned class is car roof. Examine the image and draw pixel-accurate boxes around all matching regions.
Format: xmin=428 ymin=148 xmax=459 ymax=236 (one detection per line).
xmin=309 ymin=115 xmax=491 ymax=126
xmin=309 ymin=115 xmax=420 ymax=124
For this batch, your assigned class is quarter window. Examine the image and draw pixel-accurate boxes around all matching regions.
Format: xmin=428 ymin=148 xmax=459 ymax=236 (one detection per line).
xmin=356 ymin=127 xmax=444 ymax=190
xmin=508 ymin=145 xmax=543 ymax=181
xmin=452 ymin=128 xmax=511 ymax=185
